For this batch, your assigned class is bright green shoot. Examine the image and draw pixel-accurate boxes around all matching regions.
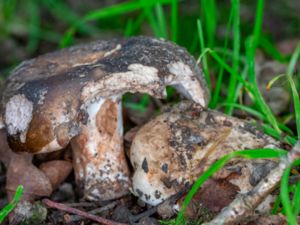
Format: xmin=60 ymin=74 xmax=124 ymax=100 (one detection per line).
xmin=280 ymin=158 xmax=300 ymax=225
xmin=0 ymin=185 xmax=23 ymax=223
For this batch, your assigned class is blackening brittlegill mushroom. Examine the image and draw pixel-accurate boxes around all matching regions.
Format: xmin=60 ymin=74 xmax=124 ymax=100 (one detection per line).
xmin=130 ymin=101 xmax=280 ymax=214
xmin=0 ymin=36 xmax=209 ymax=201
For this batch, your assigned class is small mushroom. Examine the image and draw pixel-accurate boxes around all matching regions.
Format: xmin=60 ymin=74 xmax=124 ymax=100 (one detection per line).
xmin=130 ymin=101 xmax=280 ymax=208
xmin=0 ymin=36 xmax=209 ymax=201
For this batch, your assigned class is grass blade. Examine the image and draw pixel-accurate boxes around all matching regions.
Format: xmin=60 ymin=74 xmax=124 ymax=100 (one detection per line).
xmin=225 ymin=0 xmax=240 ymax=115
xmin=266 ymin=74 xmax=286 ymax=90
xmin=59 ymin=28 xmax=75 ymax=48
xmin=287 ymin=42 xmax=300 ymax=76
xmin=252 ymin=0 xmax=264 ymax=46
xmin=170 ymin=0 xmax=178 ymax=42
xmin=200 ymin=0 xmax=217 ymax=47
xmin=292 ymin=181 xmax=300 ymax=216
xmin=197 ymin=19 xmax=211 ymax=94
xmin=154 ymin=3 xmax=168 ymax=38
xmin=220 ymin=103 xmax=265 ymax=120
xmin=83 ymin=0 xmax=172 ymax=22
xmin=209 ymin=7 xmax=234 ymax=109
xmin=0 ymin=185 xmax=23 ymax=222
xmin=245 ymin=37 xmax=281 ymax=133
xmin=285 ymin=42 xmax=300 ymax=138
xmin=60 ymin=0 xmax=174 ymax=46
xmin=208 ymin=49 xmax=251 ymax=90
xmin=280 ymin=166 xmax=297 ymax=225
xmin=259 ymin=36 xmax=288 ymax=63
xmin=286 ymin=75 xmax=300 ymax=139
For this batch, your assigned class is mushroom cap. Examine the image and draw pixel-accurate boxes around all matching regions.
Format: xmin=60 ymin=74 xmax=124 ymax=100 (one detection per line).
xmin=130 ymin=101 xmax=279 ymax=205
xmin=1 ymin=36 xmax=209 ymax=154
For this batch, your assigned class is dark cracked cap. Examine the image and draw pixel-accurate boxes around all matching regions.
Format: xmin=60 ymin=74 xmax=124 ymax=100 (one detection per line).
xmin=1 ymin=36 xmax=209 ymax=154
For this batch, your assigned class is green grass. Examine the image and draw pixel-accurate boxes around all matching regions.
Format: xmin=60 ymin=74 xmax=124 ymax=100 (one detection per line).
xmin=280 ymin=158 xmax=300 ymax=225
xmin=1 ymin=0 xmax=300 ymax=224
xmin=0 ymin=185 xmax=23 ymax=223
xmin=224 ymin=0 xmax=240 ymax=115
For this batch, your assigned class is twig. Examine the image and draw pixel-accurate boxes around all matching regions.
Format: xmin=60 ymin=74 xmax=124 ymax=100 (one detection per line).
xmin=67 ymin=201 xmax=118 ymax=222
xmin=203 ymin=142 xmax=300 ymax=225
xmin=42 ymin=199 xmax=127 ymax=225
xmin=64 ymin=202 xmax=98 ymax=208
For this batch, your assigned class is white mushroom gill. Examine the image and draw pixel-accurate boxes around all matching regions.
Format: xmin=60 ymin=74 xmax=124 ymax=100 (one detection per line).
xmin=167 ymin=61 xmax=207 ymax=107
xmin=85 ymin=98 xmax=106 ymax=156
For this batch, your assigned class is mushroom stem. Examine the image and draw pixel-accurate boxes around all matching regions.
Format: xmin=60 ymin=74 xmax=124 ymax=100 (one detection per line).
xmin=71 ymin=97 xmax=130 ymax=201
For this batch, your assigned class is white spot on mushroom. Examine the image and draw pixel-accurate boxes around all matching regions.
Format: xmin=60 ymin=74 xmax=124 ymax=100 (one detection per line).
xmin=38 ymin=89 xmax=48 ymax=105
xmin=127 ymin=64 xmax=158 ymax=80
xmin=104 ymin=44 xmax=122 ymax=57
xmin=168 ymin=61 xmax=193 ymax=77
xmin=91 ymin=188 xmax=100 ymax=197
xmin=5 ymin=94 xmax=33 ymax=136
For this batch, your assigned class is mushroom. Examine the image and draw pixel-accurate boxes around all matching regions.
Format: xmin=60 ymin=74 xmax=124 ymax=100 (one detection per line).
xmin=130 ymin=101 xmax=280 ymax=210
xmin=0 ymin=36 xmax=209 ymax=201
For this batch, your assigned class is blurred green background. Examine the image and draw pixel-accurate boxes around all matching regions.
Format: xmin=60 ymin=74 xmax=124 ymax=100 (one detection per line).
xmin=0 ymin=0 xmax=299 ymax=139
xmin=1 ymin=0 xmax=299 ymax=72
xmin=1 ymin=1 xmax=300 ymax=224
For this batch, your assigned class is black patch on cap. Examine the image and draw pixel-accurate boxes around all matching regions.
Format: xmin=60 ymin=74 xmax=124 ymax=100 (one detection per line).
xmin=161 ymin=163 xmax=168 ymax=173
xmin=155 ymin=190 xmax=162 ymax=199
xmin=142 ymin=157 xmax=149 ymax=173
xmin=136 ymin=188 xmax=143 ymax=197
